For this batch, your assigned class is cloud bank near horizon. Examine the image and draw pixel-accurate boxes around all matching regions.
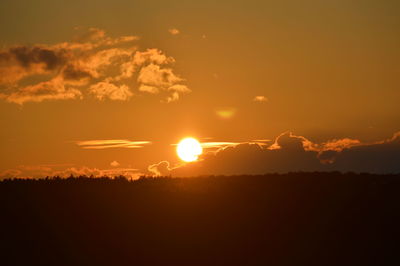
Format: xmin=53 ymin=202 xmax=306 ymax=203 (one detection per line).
xmin=0 ymin=164 xmax=142 ymax=180
xmin=2 ymin=131 xmax=400 ymax=180
xmin=149 ymin=131 xmax=400 ymax=176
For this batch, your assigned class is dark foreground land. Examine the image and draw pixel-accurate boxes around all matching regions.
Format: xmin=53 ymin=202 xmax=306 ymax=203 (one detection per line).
xmin=1 ymin=172 xmax=399 ymax=266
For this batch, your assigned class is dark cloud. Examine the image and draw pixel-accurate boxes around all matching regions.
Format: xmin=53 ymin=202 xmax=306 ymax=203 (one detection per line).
xmin=10 ymin=46 xmax=66 ymax=70
xmin=165 ymin=131 xmax=400 ymax=176
xmin=62 ymin=64 xmax=94 ymax=81
xmin=329 ymin=133 xmax=400 ymax=173
xmin=0 ymin=45 xmax=66 ymax=84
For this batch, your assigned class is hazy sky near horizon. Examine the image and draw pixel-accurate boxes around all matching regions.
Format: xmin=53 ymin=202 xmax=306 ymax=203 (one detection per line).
xmin=1 ymin=0 xmax=399 ymax=178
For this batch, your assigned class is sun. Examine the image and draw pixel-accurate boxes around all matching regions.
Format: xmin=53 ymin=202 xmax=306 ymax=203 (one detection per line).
xmin=177 ymin=137 xmax=203 ymax=162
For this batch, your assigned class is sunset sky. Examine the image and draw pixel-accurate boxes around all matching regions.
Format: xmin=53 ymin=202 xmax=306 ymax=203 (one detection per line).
xmin=1 ymin=0 xmax=399 ymax=178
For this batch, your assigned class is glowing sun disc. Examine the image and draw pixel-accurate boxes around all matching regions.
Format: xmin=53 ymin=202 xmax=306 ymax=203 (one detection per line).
xmin=177 ymin=138 xmax=203 ymax=162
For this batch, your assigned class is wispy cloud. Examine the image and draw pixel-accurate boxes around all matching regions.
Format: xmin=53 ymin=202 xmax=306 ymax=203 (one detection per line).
xmin=76 ymin=139 xmax=151 ymax=149
xmin=251 ymin=139 xmax=272 ymax=143
xmin=201 ymin=142 xmax=241 ymax=149
xmin=215 ymin=108 xmax=236 ymax=119
xmin=171 ymin=140 xmax=266 ymax=150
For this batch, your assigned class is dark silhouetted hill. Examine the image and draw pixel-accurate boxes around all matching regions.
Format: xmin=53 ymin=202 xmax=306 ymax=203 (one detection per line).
xmin=1 ymin=172 xmax=399 ymax=266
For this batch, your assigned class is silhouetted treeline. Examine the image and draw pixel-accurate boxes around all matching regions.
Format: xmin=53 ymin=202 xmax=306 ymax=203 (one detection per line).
xmin=1 ymin=172 xmax=399 ymax=266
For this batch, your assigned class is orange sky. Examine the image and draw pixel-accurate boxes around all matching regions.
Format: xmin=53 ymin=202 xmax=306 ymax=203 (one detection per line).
xmin=0 ymin=0 xmax=399 ymax=178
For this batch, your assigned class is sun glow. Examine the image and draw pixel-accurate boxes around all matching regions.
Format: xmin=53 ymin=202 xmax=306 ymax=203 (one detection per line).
xmin=177 ymin=137 xmax=203 ymax=162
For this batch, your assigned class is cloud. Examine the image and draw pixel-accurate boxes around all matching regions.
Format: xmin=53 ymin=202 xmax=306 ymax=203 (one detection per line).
xmin=165 ymin=85 xmax=191 ymax=103
xmin=99 ymin=168 xmax=141 ymax=179
xmin=168 ymin=84 xmax=190 ymax=92
xmin=69 ymin=27 xmax=139 ymax=48
xmin=138 ymin=64 xmax=182 ymax=86
xmin=18 ymin=165 xmax=53 ymax=172
xmin=0 ymin=164 xmax=142 ymax=180
xmin=170 ymin=141 xmax=241 ymax=149
xmin=0 ymin=169 xmax=22 ymax=179
xmin=148 ymin=161 xmax=172 ymax=176
xmin=110 ymin=161 xmax=120 ymax=167
xmin=201 ymin=142 xmax=241 ymax=149
xmin=76 ymin=139 xmax=151 ymax=149
xmin=165 ymin=92 xmax=180 ymax=103
xmin=0 ymin=164 xmax=64 ymax=179
xmin=117 ymin=49 xmax=174 ymax=80
xmin=320 ymin=138 xmax=362 ymax=152
xmin=133 ymin=49 xmax=174 ymax=66
xmin=322 ymin=132 xmax=400 ymax=172
xmin=89 ymin=80 xmax=133 ymax=101
xmin=138 ymin=85 xmax=159 ymax=94
xmin=51 ymin=166 xmax=103 ymax=177
xmin=52 ymin=166 xmax=142 ymax=180
xmin=0 ymin=28 xmax=190 ymax=104
xmin=168 ymin=28 xmax=180 ymax=35
xmin=253 ymin=96 xmax=268 ymax=103
xmin=251 ymin=139 xmax=272 ymax=145
xmin=73 ymin=27 xmax=106 ymax=42
xmin=170 ymin=140 xmax=266 ymax=154
xmin=0 ymin=30 xmax=135 ymax=87
xmin=215 ymin=108 xmax=236 ymax=119
xmin=0 ymin=46 xmax=67 ymax=84
xmin=137 ymin=63 xmax=190 ymax=103
xmin=62 ymin=63 xmax=96 ymax=82
xmin=3 ymin=77 xmax=82 ymax=104
xmin=166 ymin=131 xmax=400 ymax=176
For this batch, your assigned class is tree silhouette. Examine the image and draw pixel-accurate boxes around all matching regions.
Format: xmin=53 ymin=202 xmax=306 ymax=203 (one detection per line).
xmin=0 ymin=172 xmax=399 ymax=266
